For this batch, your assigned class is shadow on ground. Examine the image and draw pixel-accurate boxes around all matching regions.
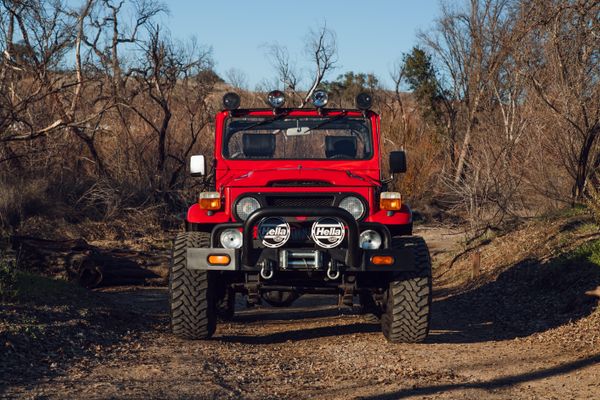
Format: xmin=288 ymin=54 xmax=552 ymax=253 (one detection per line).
xmin=429 ymin=247 xmax=600 ymax=343
xmin=357 ymin=353 xmax=600 ymax=400
xmin=222 ymin=242 xmax=600 ymax=344
xmin=0 ymin=281 xmax=164 ymax=394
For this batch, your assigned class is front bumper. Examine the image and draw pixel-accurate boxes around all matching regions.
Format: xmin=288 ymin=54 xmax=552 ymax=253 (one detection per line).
xmin=186 ymin=207 xmax=415 ymax=272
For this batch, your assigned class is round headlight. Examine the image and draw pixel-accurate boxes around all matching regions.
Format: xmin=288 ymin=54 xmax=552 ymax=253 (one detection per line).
xmin=312 ymin=90 xmax=328 ymax=108
xmin=359 ymin=230 xmax=382 ymax=250
xmin=220 ymin=228 xmax=243 ymax=249
xmin=267 ymin=90 xmax=285 ymax=108
xmin=235 ymin=197 xmax=261 ymax=221
xmin=339 ymin=196 xmax=365 ymax=219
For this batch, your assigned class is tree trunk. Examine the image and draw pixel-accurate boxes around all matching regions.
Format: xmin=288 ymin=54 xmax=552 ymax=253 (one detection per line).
xmin=572 ymin=124 xmax=599 ymax=203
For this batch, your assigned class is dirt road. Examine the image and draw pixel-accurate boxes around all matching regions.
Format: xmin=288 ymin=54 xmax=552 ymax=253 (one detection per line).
xmin=2 ymin=226 xmax=599 ymax=399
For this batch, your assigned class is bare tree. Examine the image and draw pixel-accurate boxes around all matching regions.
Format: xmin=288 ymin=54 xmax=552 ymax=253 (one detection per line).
xmin=125 ymin=25 xmax=213 ymax=200
xmin=520 ymin=0 xmax=600 ymax=203
xmin=265 ymin=42 xmax=301 ymax=103
xmin=420 ymin=0 xmax=524 ymax=183
xmin=225 ymin=68 xmax=248 ymax=90
xmin=301 ymin=23 xmax=337 ymax=107
xmin=265 ymin=23 xmax=337 ymax=107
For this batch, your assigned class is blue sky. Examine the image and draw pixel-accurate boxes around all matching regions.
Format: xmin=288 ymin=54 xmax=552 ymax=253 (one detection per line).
xmin=165 ymin=1 xmax=441 ymax=90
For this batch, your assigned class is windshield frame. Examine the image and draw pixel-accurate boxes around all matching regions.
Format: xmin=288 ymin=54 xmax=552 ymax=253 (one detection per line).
xmin=221 ymin=114 xmax=375 ymax=161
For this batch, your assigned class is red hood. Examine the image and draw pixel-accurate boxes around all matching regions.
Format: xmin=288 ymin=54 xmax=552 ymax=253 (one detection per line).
xmin=217 ymin=167 xmax=380 ymax=189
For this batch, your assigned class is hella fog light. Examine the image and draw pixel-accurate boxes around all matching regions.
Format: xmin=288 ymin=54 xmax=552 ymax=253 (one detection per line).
xmin=199 ymin=192 xmax=221 ymax=210
xmin=359 ymin=230 xmax=382 ymax=250
xmin=220 ymin=228 xmax=243 ymax=249
xmin=267 ymin=90 xmax=285 ymax=108
xmin=339 ymin=196 xmax=365 ymax=219
xmin=235 ymin=197 xmax=261 ymax=221
xmin=312 ymin=90 xmax=328 ymax=108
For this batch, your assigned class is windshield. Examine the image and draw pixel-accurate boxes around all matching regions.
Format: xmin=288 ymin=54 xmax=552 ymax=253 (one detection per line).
xmin=223 ymin=116 xmax=373 ymax=160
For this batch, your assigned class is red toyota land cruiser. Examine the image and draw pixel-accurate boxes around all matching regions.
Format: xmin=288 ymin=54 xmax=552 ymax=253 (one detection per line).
xmin=170 ymin=90 xmax=432 ymax=343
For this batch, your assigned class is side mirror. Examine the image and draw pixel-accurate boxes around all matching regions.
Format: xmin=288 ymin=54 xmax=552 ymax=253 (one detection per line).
xmin=389 ymin=151 xmax=407 ymax=174
xmin=190 ymin=155 xmax=206 ymax=177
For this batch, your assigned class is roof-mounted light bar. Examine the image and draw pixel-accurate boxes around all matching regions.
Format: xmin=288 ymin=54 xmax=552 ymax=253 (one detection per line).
xmin=312 ymin=90 xmax=329 ymax=108
xmin=356 ymin=92 xmax=372 ymax=110
xmin=223 ymin=92 xmax=241 ymax=110
xmin=267 ymin=90 xmax=286 ymax=109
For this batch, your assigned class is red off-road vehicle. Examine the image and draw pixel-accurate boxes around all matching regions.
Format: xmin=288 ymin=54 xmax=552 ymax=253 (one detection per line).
xmin=170 ymin=90 xmax=432 ymax=343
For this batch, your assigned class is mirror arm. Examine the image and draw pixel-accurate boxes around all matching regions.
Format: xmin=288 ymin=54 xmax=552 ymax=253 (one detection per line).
xmin=201 ymin=158 xmax=217 ymax=191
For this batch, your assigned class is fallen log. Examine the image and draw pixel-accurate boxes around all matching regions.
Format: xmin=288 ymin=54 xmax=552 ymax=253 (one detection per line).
xmin=11 ymin=235 xmax=167 ymax=288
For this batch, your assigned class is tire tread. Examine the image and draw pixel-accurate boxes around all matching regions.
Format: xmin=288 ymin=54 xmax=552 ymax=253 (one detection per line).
xmin=381 ymin=236 xmax=432 ymax=343
xmin=169 ymin=232 xmax=216 ymax=339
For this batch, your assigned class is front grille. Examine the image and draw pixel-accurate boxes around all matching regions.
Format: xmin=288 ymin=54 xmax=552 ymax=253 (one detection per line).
xmin=270 ymin=180 xmax=331 ymax=187
xmin=265 ymin=196 xmax=334 ymax=208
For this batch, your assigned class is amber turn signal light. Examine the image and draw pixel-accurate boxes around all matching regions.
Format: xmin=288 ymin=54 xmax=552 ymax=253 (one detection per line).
xmin=371 ymin=255 xmax=395 ymax=265
xmin=207 ymin=254 xmax=230 ymax=265
xmin=380 ymin=192 xmax=402 ymax=211
xmin=199 ymin=192 xmax=221 ymax=210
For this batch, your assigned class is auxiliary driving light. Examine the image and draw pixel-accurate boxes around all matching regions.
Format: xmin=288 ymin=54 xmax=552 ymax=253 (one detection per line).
xmin=380 ymin=192 xmax=402 ymax=211
xmin=339 ymin=196 xmax=365 ymax=219
xmin=267 ymin=90 xmax=286 ymax=108
xmin=359 ymin=230 xmax=382 ymax=250
xmin=312 ymin=90 xmax=329 ymax=108
xmin=199 ymin=192 xmax=221 ymax=210
xmin=235 ymin=196 xmax=261 ymax=221
xmin=219 ymin=228 xmax=243 ymax=249
xmin=356 ymin=92 xmax=373 ymax=110
xmin=223 ymin=92 xmax=241 ymax=110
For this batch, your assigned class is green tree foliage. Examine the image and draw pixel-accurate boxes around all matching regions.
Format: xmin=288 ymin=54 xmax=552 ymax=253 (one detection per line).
xmin=322 ymin=71 xmax=379 ymax=108
xmin=401 ymin=47 xmax=446 ymax=126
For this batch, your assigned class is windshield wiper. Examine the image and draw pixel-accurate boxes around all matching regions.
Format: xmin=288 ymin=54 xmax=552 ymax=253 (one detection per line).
xmin=305 ymin=111 xmax=349 ymax=133
xmin=235 ymin=112 xmax=289 ymax=133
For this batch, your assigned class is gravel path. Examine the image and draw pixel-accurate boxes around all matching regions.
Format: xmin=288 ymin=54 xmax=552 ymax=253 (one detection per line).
xmin=2 ymin=226 xmax=599 ymax=399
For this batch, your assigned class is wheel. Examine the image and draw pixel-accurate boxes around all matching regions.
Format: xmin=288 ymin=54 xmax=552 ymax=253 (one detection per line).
xmin=169 ymin=232 xmax=217 ymax=339
xmin=261 ymin=290 xmax=300 ymax=307
xmin=360 ymin=292 xmax=381 ymax=323
xmin=381 ymin=236 xmax=432 ymax=343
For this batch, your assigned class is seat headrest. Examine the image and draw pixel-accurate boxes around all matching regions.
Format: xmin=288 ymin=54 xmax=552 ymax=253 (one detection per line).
xmin=325 ymin=136 xmax=357 ymax=158
xmin=242 ymin=133 xmax=276 ymax=158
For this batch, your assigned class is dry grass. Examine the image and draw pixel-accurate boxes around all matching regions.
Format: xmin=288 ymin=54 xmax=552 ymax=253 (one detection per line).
xmin=586 ymin=177 xmax=600 ymax=224
xmin=0 ymin=179 xmax=48 ymax=228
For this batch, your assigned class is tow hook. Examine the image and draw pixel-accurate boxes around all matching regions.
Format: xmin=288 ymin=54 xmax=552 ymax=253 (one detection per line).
xmin=327 ymin=261 xmax=340 ymax=280
xmin=260 ymin=262 xmax=274 ymax=280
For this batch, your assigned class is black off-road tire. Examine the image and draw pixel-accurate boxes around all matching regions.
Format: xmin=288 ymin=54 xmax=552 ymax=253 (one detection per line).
xmin=381 ymin=236 xmax=432 ymax=343
xmin=169 ymin=232 xmax=216 ymax=339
